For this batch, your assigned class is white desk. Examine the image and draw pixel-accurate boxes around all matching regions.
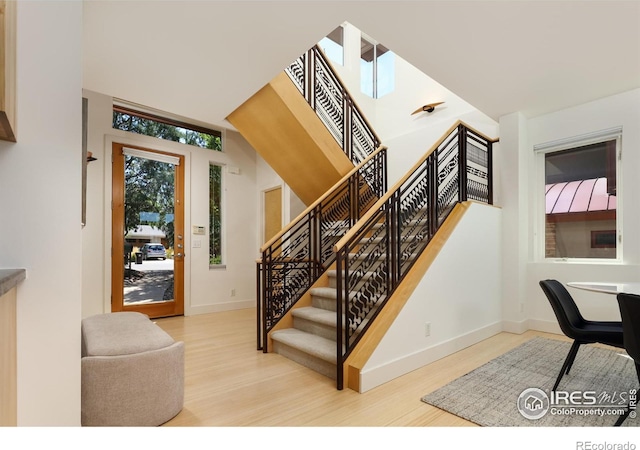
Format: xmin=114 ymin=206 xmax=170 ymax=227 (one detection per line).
xmin=567 ymin=282 xmax=640 ymax=296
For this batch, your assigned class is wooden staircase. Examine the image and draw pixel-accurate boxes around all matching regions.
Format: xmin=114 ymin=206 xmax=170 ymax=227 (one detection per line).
xmin=227 ymin=72 xmax=354 ymax=206
xmin=258 ymin=123 xmax=495 ymax=391
xmin=271 ymin=269 xmax=348 ymax=380
xmin=246 ymin=42 xmax=496 ymax=391
xmin=269 ymin=216 xmax=429 ymax=381
xmin=269 ymin=202 xmax=473 ymax=389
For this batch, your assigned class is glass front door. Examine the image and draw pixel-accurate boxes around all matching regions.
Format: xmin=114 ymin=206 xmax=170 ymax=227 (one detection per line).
xmin=111 ymin=143 xmax=185 ymax=318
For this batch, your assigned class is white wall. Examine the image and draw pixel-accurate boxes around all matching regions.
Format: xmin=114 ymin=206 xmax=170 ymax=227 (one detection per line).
xmin=189 ymin=130 xmax=258 ymax=314
xmin=500 ymin=89 xmax=640 ymax=333
xmin=81 ymin=90 xmax=259 ymax=318
xmin=328 ymin=23 xmax=499 ymax=187
xmin=498 ymin=112 xmax=530 ymax=332
xmin=0 ymin=2 xmax=82 ymax=425
xmin=361 ymin=202 xmax=502 ymax=392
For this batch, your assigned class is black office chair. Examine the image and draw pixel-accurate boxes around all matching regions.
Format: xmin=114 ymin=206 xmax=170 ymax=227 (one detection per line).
xmin=539 ymin=280 xmax=624 ymax=391
xmin=614 ymin=293 xmax=640 ymax=426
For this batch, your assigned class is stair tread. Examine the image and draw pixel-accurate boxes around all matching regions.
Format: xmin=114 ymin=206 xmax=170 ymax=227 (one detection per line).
xmin=347 ymin=252 xmax=419 ymax=260
xmin=292 ymin=306 xmax=343 ymax=327
xmin=326 ymin=269 xmax=377 ymax=277
xmin=309 ymin=286 xmax=339 ymax=298
xmin=309 ymin=286 xmax=360 ymax=301
xmin=271 ymin=328 xmax=337 ymax=363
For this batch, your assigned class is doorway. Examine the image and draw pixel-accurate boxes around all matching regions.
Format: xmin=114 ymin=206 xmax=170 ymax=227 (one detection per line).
xmin=111 ymin=143 xmax=185 ymax=318
xmin=264 ymin=187 xmax=282 ymax=246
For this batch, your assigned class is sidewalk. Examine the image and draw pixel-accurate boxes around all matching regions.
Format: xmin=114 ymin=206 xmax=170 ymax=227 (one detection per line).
xmin=124 ymin=259 xmax=174 ymax=304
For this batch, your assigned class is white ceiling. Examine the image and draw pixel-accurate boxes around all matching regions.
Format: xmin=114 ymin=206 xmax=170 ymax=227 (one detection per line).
xmin=83 ymin=1 xmax=640 ymax=130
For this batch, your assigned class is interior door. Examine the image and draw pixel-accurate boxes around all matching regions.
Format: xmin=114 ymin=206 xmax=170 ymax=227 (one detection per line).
xmin=111 ymin=143 xmax=185 ymax=318
xmin=264 ymin=187 xmax=282 ymax=248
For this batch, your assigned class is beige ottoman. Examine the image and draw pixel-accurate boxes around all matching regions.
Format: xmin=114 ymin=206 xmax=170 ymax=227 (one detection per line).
xmin=81 ymin=312 xmax=184 ymax=426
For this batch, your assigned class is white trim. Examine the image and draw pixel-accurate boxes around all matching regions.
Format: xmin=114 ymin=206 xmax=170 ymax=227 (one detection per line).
xmin=123 ymin=147 xmax=180 ymax=165
xmin=104 ymin=134 xmax=192 ymax=317
xmin=533 ymin=130 xmax=623 ymax=262
xmin=527 ymin=318 xmax=563 ymax=335
xmin=533 ymin=126 xmax=622 ymax=153
xmin=502 ymin=318 xmax=530 ymax=334
xmin=188 ymin=299 xmax=255 ymax=315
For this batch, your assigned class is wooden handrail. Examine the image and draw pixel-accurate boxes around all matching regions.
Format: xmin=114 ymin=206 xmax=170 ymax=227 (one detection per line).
xmin=260 ymin=145 xmax=387 ymax=253
xmin=333 ymin=120 xmax=497 ymax=252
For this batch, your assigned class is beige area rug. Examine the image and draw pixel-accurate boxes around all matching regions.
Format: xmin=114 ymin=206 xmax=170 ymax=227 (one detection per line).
xmin=421 ymin=337 xmax=639 ymax=426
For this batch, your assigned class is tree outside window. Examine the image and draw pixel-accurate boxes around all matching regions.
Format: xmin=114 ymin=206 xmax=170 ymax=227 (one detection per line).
xmin=210 ymin=164 xmax=222 ymax=266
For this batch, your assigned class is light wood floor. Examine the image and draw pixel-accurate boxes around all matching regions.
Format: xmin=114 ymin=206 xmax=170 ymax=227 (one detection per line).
xmin=155 ymin=308 xmax=569 ymax=427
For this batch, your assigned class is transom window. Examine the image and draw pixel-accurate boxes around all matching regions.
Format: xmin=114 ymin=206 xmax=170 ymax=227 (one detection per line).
xmin=113 ymin=103 xmax=222 ymax=151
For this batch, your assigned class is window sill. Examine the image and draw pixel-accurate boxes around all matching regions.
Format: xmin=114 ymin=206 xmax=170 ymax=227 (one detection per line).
xmin=542 ymin=258 xmax=623 ymax=265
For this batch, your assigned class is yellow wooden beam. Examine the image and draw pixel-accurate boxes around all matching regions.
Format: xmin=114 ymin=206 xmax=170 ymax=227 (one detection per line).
xmin=228 ymin=72 xmax=353 ymax=205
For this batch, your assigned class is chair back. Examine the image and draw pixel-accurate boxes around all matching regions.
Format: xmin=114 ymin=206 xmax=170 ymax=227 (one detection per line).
xmin=539 ymin=279 xmax=586 ymax=338
xmin=616 ymin=293 xmax=640 ymax=363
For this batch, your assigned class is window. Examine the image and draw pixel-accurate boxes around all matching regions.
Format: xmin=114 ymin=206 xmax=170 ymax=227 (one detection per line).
xmin=209 ymin=164 xmax=223 ymax=266
xmin=319 ymin=26 xmax=344 ymax=66
xmin=538 ymin=130 xmax=621 ymax=260
xmin=360 ymin=35 xmax=394 ymax=98
xmin=113 ymin=103 xmax=222 ymax=151
xmin=113 ymin=101 xmax=225 ymax=267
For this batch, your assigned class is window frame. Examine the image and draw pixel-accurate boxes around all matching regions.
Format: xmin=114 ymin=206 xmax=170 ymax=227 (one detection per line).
xmin=209 ymin=162 xmax=225 ymax=269
xmin=359 ymin=33 xmax=394 ymax=99
xmin=112 ymin=100 xmax=227 ymax=269
xmin=112 ymin=102 xmax=223 ymax=152
xmin=534 ymin=128 xmax=623 ymax=263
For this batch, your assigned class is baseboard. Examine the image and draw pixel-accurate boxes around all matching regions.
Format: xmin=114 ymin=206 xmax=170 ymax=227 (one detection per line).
xmin=187 ymin=299 xmax=255 ymax=316
xmin=358 ymin=321 xmax=503 ymax=393
xmin=501 ymin=318 xmax=529 ymax=334
xmin=526 ymin=318 xmax=562 ymax=335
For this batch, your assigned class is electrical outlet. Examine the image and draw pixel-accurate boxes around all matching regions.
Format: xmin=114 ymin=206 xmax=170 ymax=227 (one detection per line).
xmin=231 ymin=289 xmax=236 ymax=297
xmin=425 ymin=322 xmax=431 ymax=337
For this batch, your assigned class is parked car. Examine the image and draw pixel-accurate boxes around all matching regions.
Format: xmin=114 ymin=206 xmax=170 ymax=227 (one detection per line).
xmin=141 ymin=243 xmax=166 ymax=260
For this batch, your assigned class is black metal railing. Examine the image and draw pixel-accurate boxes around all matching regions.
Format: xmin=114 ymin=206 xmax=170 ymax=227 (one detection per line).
xmin=286 ymin=45 xmax=380 ymax=165
xmin=333 ymin=121 xmax=496 ymax=389
xmin=257 ymin=147 xmax=387 ymax=350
